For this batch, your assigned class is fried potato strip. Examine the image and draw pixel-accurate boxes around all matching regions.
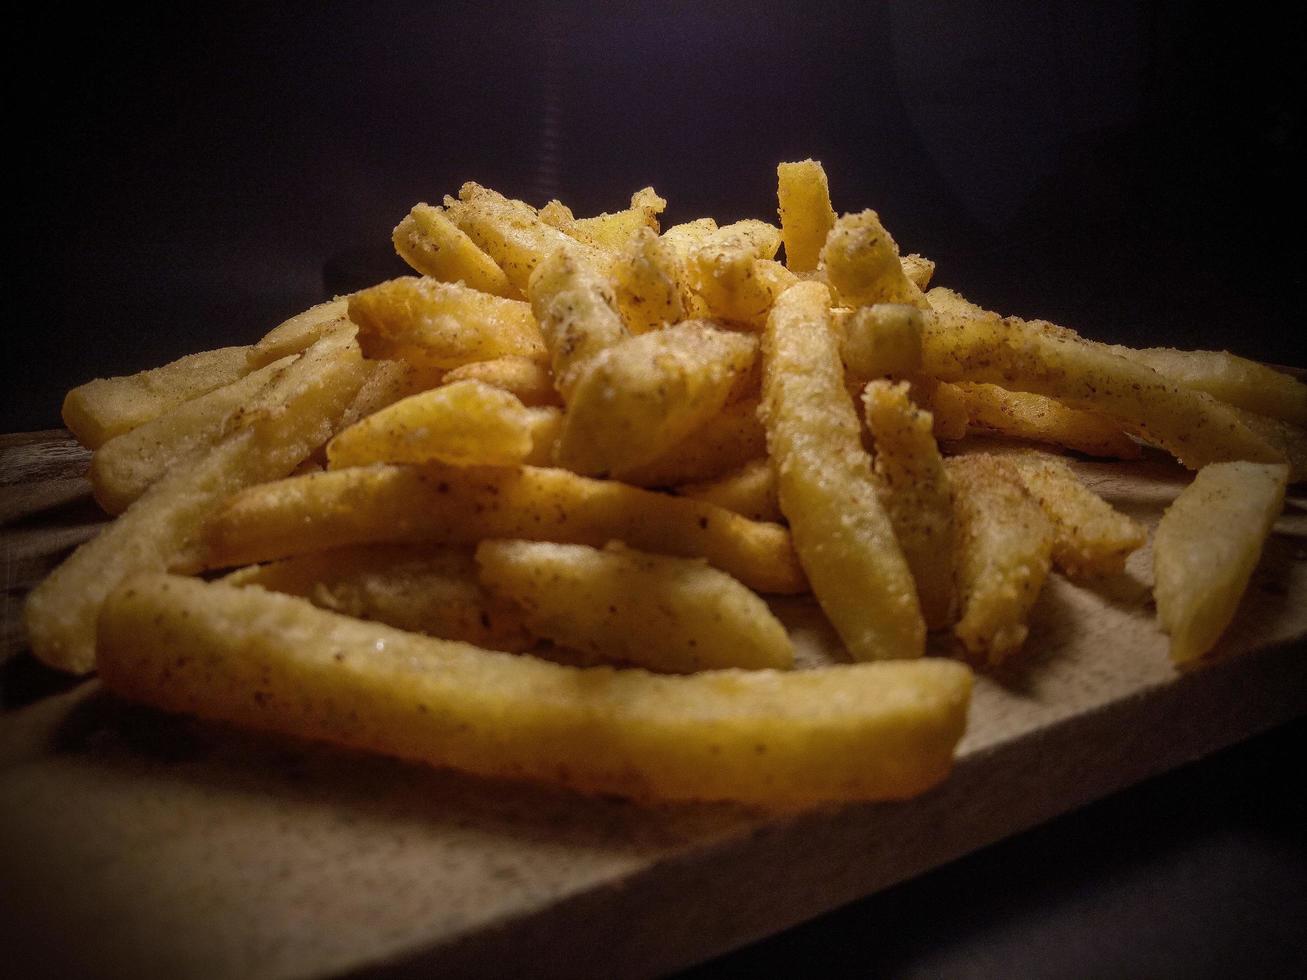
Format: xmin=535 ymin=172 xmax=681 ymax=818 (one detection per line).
xmin=677 ymin=458 xmax=781 ymax=524
xmin=613 ymin=226 xmax=689 ymax=333
xmin=392 ymin=203 xmax=516 ymax=298
xmin=955 ymin=383 xmax=1142 ymax=459
xmin=441 ymin=356 xmax=561 ymax=407
xmin=616 ymin=397 xmax=768 ymax=487
xmin=821 ymin=210 xmax=928 ymax=309
xmin=248 ymin=299 xmax=353 ymax=368
xmin=776 ymin=159 xmax=836 ymax=273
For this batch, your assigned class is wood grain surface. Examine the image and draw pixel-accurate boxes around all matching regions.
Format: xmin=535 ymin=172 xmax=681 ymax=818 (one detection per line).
xmin=2 ymin=430 xmax=1305 ymax=979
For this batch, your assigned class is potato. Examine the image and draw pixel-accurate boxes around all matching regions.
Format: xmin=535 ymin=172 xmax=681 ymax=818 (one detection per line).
xmin=908 ymin=377 xmax=970 ymax=441
xmin=476 ymin=540 xmax=793 ymax=672
xmin=225 ymin=544 xmax=533 ymax=652
xmin=522 ymin=407 xmax=563 ymax=465
xmin=332 ymin=359 xmax=448 ymax=431
xmin=955 ymin=382 xmax=1142 ymax=459
xmin=63 ymin=345 xmax=255 ymax=450
xmin=821 ymin=210 xmax=928 ymax=309
xmin=326 ymin=380 xmax=535 ymax=469
xmin=776 ymin=159 xmax=836 ymax=273
xmin=617 ymin=396 xmax=768 ymax=487
xmin=946 ymin=454 xmax=1054 ymax=665
xmin=677 ymin=458 xmax=781 ymax=524
xmin=527 ymin=244 xmax=630 ymax=399
xmin=613 ymin=226 xmax=689 ymax=333
xmin=348 ymin=276 xmax=546 ymax=369
xmin=248 ymin=299 xmax=353 ymax=368
xmin=441 ymin=356 xmax=561 ymax=407
xmin=570 ymin=186 xmax=667 ymax=251
xmin=97 ymin=574 xmax=972 ymax=805
xmin=392 ymin=203 xmax=516 ymax=298
xmin=840 ymin=303 xmax=925 ymax=378
xmin=204 ymin=463 xmax=807 ymax=595
xmin=1229 ymin=408 xmax=1307 ymax=483
xmin=556 ymin=321 xmax=758 ymax=477
xmin=89 ymin=354 xmax=297 ymax=515
xmin=26 ymin=330 xmax=370 ymax=674
xmin=1153 ymin=461 xmax=1288 ymax=663
xmin=862 ymin=380 xmax=957 ymax=631
xmin=685 ymin=219 xmax=786 ymax=326
xmin=761 ymin=281 xmax=925 ymax=659
xmin=900 ymin=253 xmax=936 ymax=290
xmin=1110 ymin=347 xmax=1307 ymax=426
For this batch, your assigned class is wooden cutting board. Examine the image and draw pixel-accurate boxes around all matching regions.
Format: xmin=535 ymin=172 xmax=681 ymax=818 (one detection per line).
xmin=2 ymin=429 xmax=1305 ymax=979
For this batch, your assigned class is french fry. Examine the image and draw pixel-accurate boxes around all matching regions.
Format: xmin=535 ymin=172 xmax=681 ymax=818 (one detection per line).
xmin=862 ymin=380 xmax=957 ymax=631
xmin=326 ymin=381 xmax=535 ymax=469
xmin=1116 ymin=346 xmax=1307 ymax=427
xmin=63 ymin=345 xmax=255 ymax=450
xmin=821 ymin=210 xmax=928 ymax=309
xmin=840 ymin=303 xmax=924 ymax=378
xmin=617 ymin=396 xmax=768 ymax=487
xmin=677 ymin=458 xmax=781 ymax=524
xmin=205 ymin=463 xmax=807 ymax=595
xmin=955 ymin=382 xmax=1142 ymax=460
xmin=523 ymin=407 xmax=563 ymax=466
xmin=900 ymin=253 xmax=936 ymax=290
xmin=97 ymin=574 xmax=972 ymax=805
xmin=333 ymin=359 xmax=447 ymax=431
xmin=348 ymin=276 xmax=546 ymax=369
xmin=1229 ymin=408 xmax=1307 ymax=483
xmin=26 ymin=330 xmax=370 ymax=674
xmin=946 ymin=454 xmax=1054 ymax=665
xmin=527 ymin=243 xmax=631 ymax=399
xmin=441 ymin=356 xmax=561 ymax=407
xmin=225 ymin=544 xmax=534 ymax=652
xmin=761 ymin=281 xmax=925 ymax=659
xmin=1007 ymin=452 xmax=1146 ymax=578
xmin=1153 ymin=462 xmax=1289 ymax=663
xmin=660 ymin=217 xmax=718 ymax=261
xmin=776 ymin=159 xmax=836 ymax=273
xmin=392 ymin=203 xmax=517 ymax=298
xmin=686 ymin=219 xmax=786 ymax=326
xmin=476 ymin=540 xmax=794 ymax=672
xmin=556 ymin=322 xmax=758 ymax=477
xmin=569 ymin=187 xmax=667 ymax=251
xmin=613 ymin=226 xmax=689 ymax=333
xmin=909 ymin=377 xmax=970 ymax=441
xmin=89 ymin=354 xmax=297 ymax=515
xmin=248 ymin=298 xmax=352 ymax=368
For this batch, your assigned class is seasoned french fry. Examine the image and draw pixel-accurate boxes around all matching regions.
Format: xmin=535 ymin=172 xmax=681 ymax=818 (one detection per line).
xmin=392 ymin=203 xmax=516 ymax=298
xmin=527 ymin=244 xmax=631 ymax=398
xmin=225 ymin=544 xmax=534 ymax=652
xmin=1229 ymin=408 xmax=1307 ymax=483
xmin=946 ymin=454 xmax=1054 ymax=665
xmin=862 ymin=380 xmax=957 ymax=631
xmin=900 ymin=253 xmax=936 ymax=290
xmin=686 ymin=219 xmax=786 ymax=326
xmin=761 ymin=281 xmax=925 ymax=659
xmin=333 ymin=359 xmax=447 ymax=431
xmin=956 ymin=382 xmax=1142 ymax=459
xmin=569 ymin=187 xmax=667 ymax=251
xmin=98 ymin=574 xmax=972 ymax=805
xmin=660 ymin=217 xmax=718 ymax=261
xmin=909 ymin=377 xmax=970 ymax=441
xmin=925 ymin=285 xmax=994 ymax=319
xmin=821 ymin=210 xmax=928 ymax=309
xmin=348 ymin=276 xmax=546 ymax=369
xmin=1153 ymin=462 xmax=1288 ymax=663
xmin=26 ymin=331 xmax=370 ymax=674
xmin=1116 ymin=346 xmax=1307 ymax=427
xmin=1007 ymin=453 xmax=1146 ymax=578
xmin=89 ymin=354 xmax=297 ymax=515
xmin=617 ymin=397 xmax=768 ymax=487
xmin=441 ymin=356 xmax=561 ymax=407
xmin=205 ymin=463 xmax=807 ymax=595
xmin=476 ymin=540 xmax=794 ymax=672
xmin=523 ymin=407 xmax=563 ymax=466
xmin=63 ymin=345 xmax=255 ymax=450
xmin=677 ymin=458 xmax=781 ymax=523
xmin=840 ymin=303 xmax=924 ymax=378
xmin=248 ymin=299 xmax=353 ymax=368
xmin=776 ymin=159 xmax=836 ymax=273
xmin=326 ymin=381 xmax=535 ymax=469
xmin=613 ymin=226 xmax=689 ymax=333
xmin=556 ymin=322 xmax=758 ymax=477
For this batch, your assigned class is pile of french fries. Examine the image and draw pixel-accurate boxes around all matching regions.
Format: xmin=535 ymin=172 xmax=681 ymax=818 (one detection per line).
xmin=26 ymin=160 xmax=1303 ymax=806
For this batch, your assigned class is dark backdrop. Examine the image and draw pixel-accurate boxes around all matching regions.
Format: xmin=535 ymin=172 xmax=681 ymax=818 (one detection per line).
xmin=4 ymin=0 xmax=1303 ymax=429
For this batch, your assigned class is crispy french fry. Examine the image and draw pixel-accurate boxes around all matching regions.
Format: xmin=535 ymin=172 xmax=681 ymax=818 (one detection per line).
xmin=89 ymin=354 xmax=297 ymax=515
xmin=762 ymin=281 xmax=925 ymax=659
xmin=955 ymin=382 xmax=1142 ymax=460
xmin=538 ymin=199 xmax=578 ymax=236
xmin=348 ymin=276 xmax=546 ymax=369
xmin=909 ymin=377 xmax=970 ymax=441
xmin=777 ymin=159 xmax=836 ymax=273
xmin=1228 ymin=408 xmax=1307 ymax=483
xmin=441 ymin=356 xmax=561 ymax=407
xmin=26 ymin=331 xmax=370 ymax=674
xmin=821 ymin=210 xmax=928 ymax=309
xmin=862 ymin=380 xmax=957 ymax=631
xmin=946 ymin=454 xmax=1054 ymax=665
xmin=900 ymin=253 xmax=936 ymax=290
xmin=1116 ymin=347 xmax=1307 ymax=427
xmin=392 ymin=203 xmax=517 ymax=298
xmin=660 ymin=217 xmax=718 ymax=260
xmin=248 ymin=299 xmax=353 ymax=368
xmin=98 ymin=574 xmax=972 ymax=805
xmin=613 ymin=226 xmax=689 ymax=333
xmin=1007 ymin=453 xmax=1146 ymax=578
xmin=333 ymin=359 xmax=447 ymax=431
xmin=840 ymin=303 xmax=924 ymax=378
xmin=569 ymin=187 xmax=667 ymax=251
xmin=925 ymin=286 xmax=994 ymax=319
xmin=1153 ymin=462 xmax=1288 ymax=663
xmin=677 ymin=458 xmax=781 ymax=523
xmin=556 ymin=322 xmax=758 ymax=477
xmin=617 ymin=396 xmax=768 ymax=487
xmin=686 ymin=220 xmax=785 ymax=326
xmin=63 ymin=345 xmax=255 ymax=450
xmin=476 ymin=540 xmax=794 ymax=672
xmin=225 ymin=544 xmax=534 ymax=652
xmin=326 ymin=380 xmax=535 ymax=469
xmin=205 ymin=463 xmax=806 ymax=595
xmin=522 ymin=407 xmax=562 ymax=466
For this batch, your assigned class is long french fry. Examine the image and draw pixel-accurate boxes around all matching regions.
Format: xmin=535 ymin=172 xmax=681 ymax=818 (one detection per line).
xmin=248 ymin=299 xmax=352 ymax=368
xmin=776 ymin=159 xmax=836 ymax=273
xmin=821 ymin=210 xmax=928 ymax=309
xmin=955 ymin=382 xmax=1142 ymax=460
xmin=392 ymin=203 xmax=516 ymax=298
xmin=677 ymin=458 xmax=782 ymax=523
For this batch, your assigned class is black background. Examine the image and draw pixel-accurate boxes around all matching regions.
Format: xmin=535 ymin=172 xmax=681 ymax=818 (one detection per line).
xmin=4 ymin=2 xmax=1305 ymax=975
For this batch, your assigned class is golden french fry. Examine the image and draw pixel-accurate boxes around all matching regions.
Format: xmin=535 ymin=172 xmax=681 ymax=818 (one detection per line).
xmin=900 ymin=253 xmax=936 ymax=290
xmin=660 ymin=217 xmax=718 ymax=260
xmin=946 ymin=454 xmax=1054 ymax=665
xmin=955 ymin=383 xmax=1142 ymax=460
xmin=392 ymin=203 xmax=516 ymax=298
xmin=617 ymin=396 xmax=768 ymax=487
xmin=523 ymin=407 xmax=563 ymax=465
xmin=862 ymin=380 xmax=957 ymax=631
xmin=1228 ymin=408 xmax=1307 ymax=483
xmin=1007 ymin=452 xmax=1146 ymax=578
xmin=1116 ymin=346 xmax=1307 ymax=427
xmin=821 ymin=210 xmax=928 ymax=309
xmin=613 ymin=226 xmax=689 ymax=333
xmin=840 ymin=303 xmax=924 ymax=378
xmin=686 ymin=219 xmax=786 ymax=326
xmin=225 ymin=544 xmax=534 ymax=652
xmin=556 ymin=322 xmax=758 ymax=477
xmin=476 ymin=540 xmax=794 ymax=672
xmin=677 ymin=458 xmax=781 ymax=523
xmin=569 ymin=187 xmax=667 ymax=251
xmin=776 ymin=159 xmax=836 ymax=273
xmin=908 ymin=377 xmax=970 ymax=441
xmin=1153 ymin=461 xmax=1289 ymax=663
xmin=333 ymin=359 xmax=447 ymax=431
xmin=205 ymin=463 xmax=807 ymax=595
xmin=26 ymin=331 xmax=370 ymax=674
xmin=348 ymin=276 xmax=546 ymax=369
xmin=762 ymin=281 xmax=925 ymax=659
xmin=925 ymin=285 xmax=994 ymax=319
xmin=89 ymin=354 xmax=297 ymax=515
xmin=63 ymin=345 xmax=255 ymax=450
xmin=98 ymin=574 xmax=972 ymax=805
xmin=247 ymin=299 xmax=354 ymax=369
xmin=441 ymin=356 xmax=561 ymax=407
